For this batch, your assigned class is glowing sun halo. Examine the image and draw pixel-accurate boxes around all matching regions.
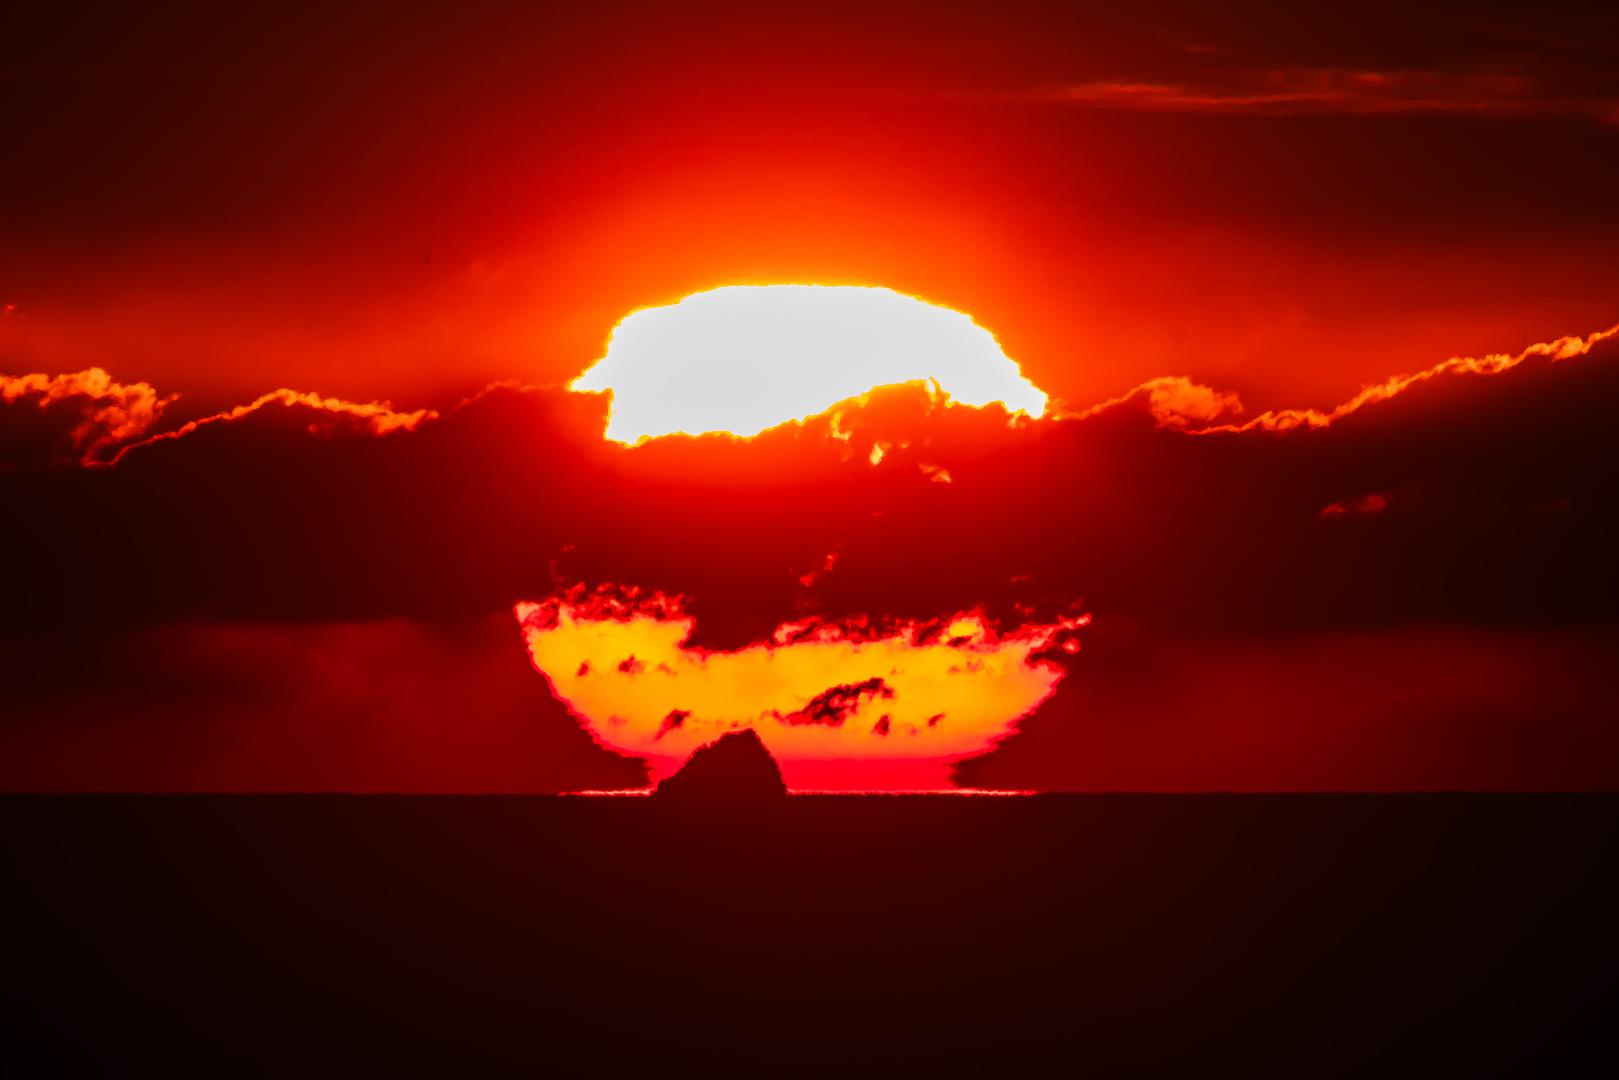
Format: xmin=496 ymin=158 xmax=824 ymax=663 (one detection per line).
xmin=571 ymin=284 xmax=1049 ymax=443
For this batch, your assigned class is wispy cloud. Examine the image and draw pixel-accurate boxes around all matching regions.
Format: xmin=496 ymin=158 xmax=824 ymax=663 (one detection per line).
xmin=1049 ymin=67 xmax=1619 ymax=122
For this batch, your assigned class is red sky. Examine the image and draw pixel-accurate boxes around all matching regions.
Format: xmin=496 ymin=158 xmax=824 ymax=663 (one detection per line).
xmin=3 ymin=1 xmax=1618 ymax=791
xmin=6 ymin=2 xmax=1618 ymax=410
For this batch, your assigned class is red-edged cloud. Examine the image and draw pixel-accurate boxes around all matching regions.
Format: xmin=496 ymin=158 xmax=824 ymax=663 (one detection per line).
xmin=1072 ymin=375 xmax=1244 ymax=429
xmin=1194 ymin=325 xmax=1617 ymax=434
xmin=3 ymin=368 xmax=440 ymax=469
xmin=1 ymin=368 xmax=170 ymax=468
xmin=3 ymin=320 xmax=1617 ymax=790
xmin=110 ymin=388 xmax=437 ymax=463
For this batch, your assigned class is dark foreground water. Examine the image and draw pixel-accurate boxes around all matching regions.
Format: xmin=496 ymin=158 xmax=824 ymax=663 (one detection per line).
xmin=3 ymin=794 xmax=1614 ymax=1075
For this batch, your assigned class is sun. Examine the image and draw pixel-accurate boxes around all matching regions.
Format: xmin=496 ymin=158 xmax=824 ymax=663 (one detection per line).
xmin=571 ymin=284 xmax=1049 ymax=443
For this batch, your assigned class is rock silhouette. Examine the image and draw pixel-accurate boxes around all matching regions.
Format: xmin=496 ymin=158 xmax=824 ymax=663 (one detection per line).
xmin=654 ymin=729 xmax=787 ymax=802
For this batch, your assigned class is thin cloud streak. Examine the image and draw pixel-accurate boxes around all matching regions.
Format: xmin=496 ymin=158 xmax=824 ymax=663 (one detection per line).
xmin=1046 ymin=67 xmax=1619 ymax=122
xmin=108 ymin=389 xmax=438 ymax=464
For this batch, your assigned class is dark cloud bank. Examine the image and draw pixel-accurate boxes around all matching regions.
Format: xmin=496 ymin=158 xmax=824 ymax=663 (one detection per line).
xmin=3 ymin=326 xmax=1617 ymax=789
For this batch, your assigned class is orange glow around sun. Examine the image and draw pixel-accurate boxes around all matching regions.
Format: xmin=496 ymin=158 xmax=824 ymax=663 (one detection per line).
xmin=515 ymin=588 xmax=1087 ymax=790
xmin=570 ymin=284 xmax=1049 ymax=443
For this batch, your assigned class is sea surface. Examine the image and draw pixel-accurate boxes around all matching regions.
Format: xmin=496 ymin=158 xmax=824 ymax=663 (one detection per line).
xmin=3 ymin=794 xmax=1613 ymax=1074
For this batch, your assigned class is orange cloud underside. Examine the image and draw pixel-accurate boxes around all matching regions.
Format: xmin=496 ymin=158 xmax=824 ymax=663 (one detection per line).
xmin=515 ymin=594 xmax=1084 ymax=790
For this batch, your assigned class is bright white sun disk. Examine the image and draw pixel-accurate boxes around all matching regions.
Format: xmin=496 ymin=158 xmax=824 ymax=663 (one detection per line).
xmin=571 ymin=285 xmax=1048 ymax=443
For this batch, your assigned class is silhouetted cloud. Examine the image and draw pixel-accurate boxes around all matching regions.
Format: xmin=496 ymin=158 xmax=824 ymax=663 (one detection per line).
xmin=1073 ymin=375 xmax=1244 ymax=428
xmin=4 ymin=322 xmax=1618 ymax=788
xmin=773 ymin=677 xmax=895 ymax=727
xmin=1196 ymin=325 xmax=1614 ymax=432
xmin=111 ymin=388 xmax=436 ymax=463
xmin=0 ymin=368 xmax=169 ymax=468
xmin=5 ymin=324 xmax=1616 ymax=636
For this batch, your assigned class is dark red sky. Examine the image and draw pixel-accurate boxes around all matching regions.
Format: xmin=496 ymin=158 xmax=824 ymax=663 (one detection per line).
xmin=3 ymin=1 xmax=1617 ymax=791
